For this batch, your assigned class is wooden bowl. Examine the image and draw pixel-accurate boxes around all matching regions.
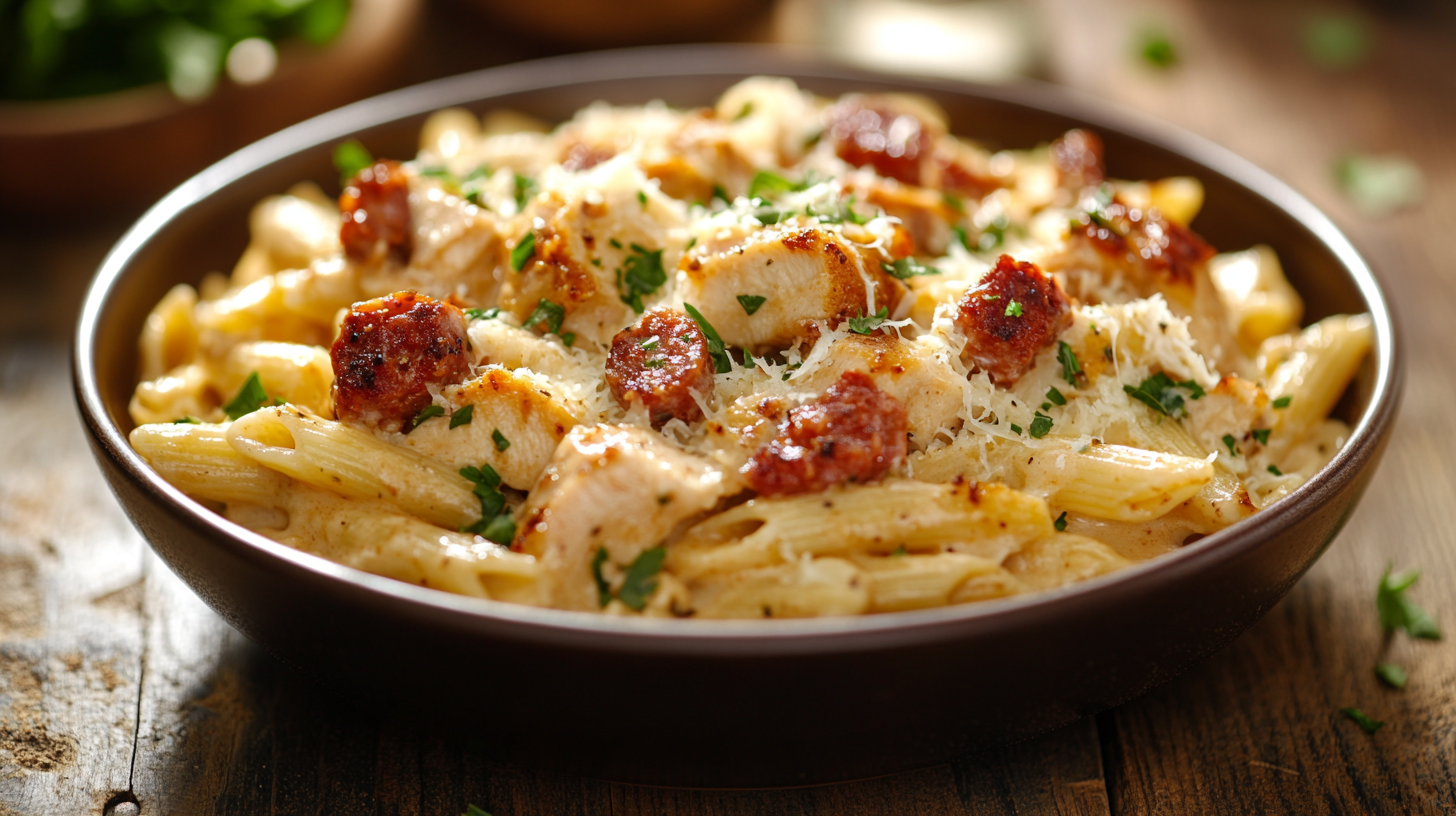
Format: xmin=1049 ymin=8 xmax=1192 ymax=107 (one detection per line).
xmin=73 ymin=45 xmax=1402 ymax=787
xmin=0 ymin=0 xmax=421 ymax=217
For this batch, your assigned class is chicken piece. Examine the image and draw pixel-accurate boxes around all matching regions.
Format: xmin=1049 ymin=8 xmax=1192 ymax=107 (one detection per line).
xmin=331 ymin=292 xmax=472 ymax=432
xmin=794 ymin=333 xmax=964 ymax=450
xmin=357 ymin=173 xmax=507 ymax=306
xmin=515 ymin=424 xmax=725 ymax=611
xmin=396 ymin=368 xmax=583 ymax=490
xmin=676 ymin=222 xmax=906 ymax=353
xmin=954 ymin=254 xmax=1074 ymax=385
xmin=744 ymin=371 xmax=908 ymax=497
xmin=340 ymin=159 xmax=412 ymax=266
xmin=606 ymin=308 xmax=717 ymax=426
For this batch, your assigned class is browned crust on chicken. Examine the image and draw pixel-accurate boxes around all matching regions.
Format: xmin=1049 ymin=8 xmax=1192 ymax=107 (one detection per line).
xmin=955 ymin=255 xmax=1074 ymax=385
xmin=743 ymin=371 xmax=908 ymax=497
xmin=330 ymin=291 xmax=471 ymax=432
xmin=340 ymin=159 xmax=413 ymax=266
xmin=606 ymin=308 xmax=716 ymax=426
xmin=1072 ymin=199 xmax=1216 ymax=288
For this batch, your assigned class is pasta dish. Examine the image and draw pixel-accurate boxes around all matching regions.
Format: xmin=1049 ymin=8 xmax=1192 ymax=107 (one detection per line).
xmin=128 ymin=78 xmax=1371 ymax=618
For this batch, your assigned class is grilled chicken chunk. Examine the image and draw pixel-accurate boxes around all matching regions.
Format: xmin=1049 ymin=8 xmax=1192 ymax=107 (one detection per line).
xmin=331 ymin=292 xmax=472 ymax=432
xmin=514 ymin=424 xmax=725 ymax=611
xmin=676 ymin=222 xmax=906 ymax=353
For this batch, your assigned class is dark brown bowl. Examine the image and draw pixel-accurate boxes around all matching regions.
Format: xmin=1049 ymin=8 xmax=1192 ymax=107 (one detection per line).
xmin=73 ymin=45 xmax=1402 ymax=788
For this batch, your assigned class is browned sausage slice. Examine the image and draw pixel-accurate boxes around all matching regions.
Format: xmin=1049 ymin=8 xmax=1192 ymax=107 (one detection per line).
xmin=340 ymin=159 xmax=413 ymax=266
xmin=1050 ymin=129 xmax=1105 ymax=190
xmin=954 ymin=255 xmax=1074 ymax=385
xmin=606 ymin=308 xmax=716 ymax=426
xmin=744 ymin=371 xmax=908 ymax=497
xmin=331 ymin=291 xmax=471 ymax=432
xmin=827 ymin=97 xmax=934 ymax=186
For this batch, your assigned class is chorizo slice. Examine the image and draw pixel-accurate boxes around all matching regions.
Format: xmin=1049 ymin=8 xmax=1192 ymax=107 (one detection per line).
xmin=1050 ymin=128 xmax=1106 ymax=190
xmin=826 ymin=96 xmax=936 ymax=186
xmin=954 ymin=254 xmax=1074 ymax=385
xmin=330 ymin=291 xmax=472 ymax=432
xmin=744 ymin=371 xmax=908 ymax=497
xmin=606 ymin=308 xmax=717 ymax=426
xmin=1073 ymin=197 xmax=1215 ymax=287
xmin=340 ymin=159 xmax=413 ymax=266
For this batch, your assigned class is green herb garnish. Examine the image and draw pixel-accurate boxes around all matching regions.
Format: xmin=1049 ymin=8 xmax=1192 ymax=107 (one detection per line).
xmin=1378 ymin=565 xmax=1441 ymax=640
xmin=449 ymin=404 xmax=474 ymax=429
xmin=1340 ymin=707 xmax=1384 ymax=734
xmin=849 ymin=307 xmax=889 ymax=335
xmin=1375 ymin=663 xmax=1408 ymax=689
xmin=1252 ymin=428 xmax=1271 ymax=445
xmin=643 ymin=358 xmax=666 ymax=369
xmin=1054 ymin=511 xmax=1068 ymax=532
xmin=1222 ymin=434 xmax=1239 ymax=457
xmin=1005 ymin=300 xmax=1023 ymax=318
xmin=1268 ymin=464 xmax=1283 ymax=476
xmin=617 ymin=243 xmax=667 ymax=313
xmin=562 ymin=333 xmax=575 ymax=347
xmin=882 ymin=258 xmax=941 ymax=280
xmin=591 ymin=547 xmax=611 ymax=608
xmin=1029 ymin=412 xmax=1053 ymax=439
xmin=510 ymin=231 xmax=536 ymax=271
xmin=737 ymin=295 xmax=767 ymax=315
xmin=637 ymin=190 xmax=648 ymax=208
xmin=410 ymin=404 xmax=445 ymax=429
xmin=1136 ymin=27 xmax=1179 ymax=69
xmin=640 ymin=337 xmax=659 ymax=351
xmin=512 ymin=173 xmax=536 ymax=210
xmin=334 ymin=140 xmax=373 ymax=188
xmin=465 ymin=307 xmax=501 ymax=321
xmin=1122 ymin=372 xmax=1203 ymax=417
xmin=492 ymin=429 xmax=510 ymax=452
xmin=1057 ymin=341 xmax=1082 ymax=387
xmin=1272 ymin=396 xmax=1292 ymax=409
xmin=1010 ymin=424 xmax=1023 ymax=435
xmin=1046 ymin=387 xmax=1067 ymax=406
xmin=459 ymin=463 xmax=513 ymax=544
xmin=747 ymin=170 xmax=806 ymax=199
xmin=172 ymin=416 xmax=201 ymax=424
xmin=523 ymin=298 xmax=565 ymax=335
xmin=683 ymin=303 xmax=731 ymax=373
xmin=223 ymin=372 xmax=271 ymax=420
xmin=617 ymin=547 xmax=667 ymax=611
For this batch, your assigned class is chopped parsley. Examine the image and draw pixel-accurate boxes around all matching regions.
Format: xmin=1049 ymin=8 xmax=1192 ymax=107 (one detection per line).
xmin=1029 ymin=411 xmax=1054 ymax=439
xmin=685 ymin=236 xmax=697 ymax=250
xmin=617 ymin=547 xmax=667 ymax=611
xmin=849 ymin=307 xmax=889 ymax=335
xmin=1004 ymin=300 xmax=1023 ymax=318
xmin=637 ymin=190 xmax=648 ymax=208
xmin=891 ymin=545 xmax=908 ymax=557
xmin=1267 ymin=464 xmax=1283 ymax=476
xmin=1122 ymin=372 xmax=1204 ymax=417
xmin=172 ymin=416 xmax=201 ymax=424
xmin=510 ymin=231 xmax=536 ymax=271
xmin=1340 ymin=707 xmax=1384 ymax=735
xmin=223 ymin=372 xmax=271 ymax=420
xmin=1272 ymin=396 xmax=1292 ymax=409
xmin=1053 ymin=511 xmax=1068 ymax=532
xmin=1136 ymin=27 xmax=1179 ymax=69
xmin=492 ymin=429 xmax=510 ymax=452
xmin=459 ymin=464 xmax=514 ymax=544
xmin=640 ymin=337 xmax=659 ymax=351
xmin=1375 ymin=663 xmax=1408 ymax=689
xmin=1222 ymin=434 xmax=1240 ymax=457
xmin=882 ymin=258 xmax=941 ymax=280
xmin=410 ymin=404 xmax=445 ymax=430
xmin=734 ymin=101 xmax=754 ymax=120
xmin=1046 ymin=387 xmax=1067 ymax=406
xmin=591 ymin=547 xmax=611 ymax=608
xmin=333 ymin=139 xmax=373 ymax=187
xmin=512 ymin=172 xmax=536 ymax=210
xmin=978 ymin=215 xmax=1009 ymax=251
xmin=461 ymin=166 xmax=490 ymax=206
xmin=449 ymin=404 xmax=474 ymax=429
xmin=1010 ymin=423 xmax=1023 ymax=435
xmin=747 ymin=170 xmax=807 ymax=199
xmin=418 ymin=166 xmax=456 ymax=183
xmin=1378 ymin=565 xmax=1441 ymax=640
xmin=523 ymin=298 xmax=565 ymax=335
xmin=643 ymin=358 xmax=666 ymax=369
xmin=617 ymin=243 xmax=667 ymax=313
xmin=737 ymin=294 xmax=767 ymax=315
xmin=1057 ymin=341 xmax=1082 ymax=386
xmin=952 ymin=226 xmax=970 ymax=250
xmin=562 ymin=333 xmax=576 ymax=347
xmin=1252 ymin=428 xmax=1271 ymax=445
xmin=465 ymin=307 xmax=501 ymax=321
xmin=711 ymin=184 xmax=730 ymax=205
xmin=781 ymin=362 xmax=802 ymax=382
xmin=683 ymin=303 xmax=732 ymax=373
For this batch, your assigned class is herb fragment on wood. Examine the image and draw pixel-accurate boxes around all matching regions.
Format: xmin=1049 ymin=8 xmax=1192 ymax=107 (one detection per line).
xmin=1375 ymin=663 xmax=1408 ymax=689
xmin=1339 ymin=707 xmax=1384 ymax=734
xmin=1378 ymin=564 xmax=1441 ymax=640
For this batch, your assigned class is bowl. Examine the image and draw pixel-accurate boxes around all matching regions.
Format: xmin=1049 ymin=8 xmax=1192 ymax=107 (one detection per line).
xmin=73 ymin=45 xmax=1402 ymax=787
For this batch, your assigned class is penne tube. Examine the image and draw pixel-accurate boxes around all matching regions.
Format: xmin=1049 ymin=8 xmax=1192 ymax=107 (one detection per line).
xmin=139 ymin=283 xmax=199 ymax=381
xmin=130 ymin=422 xmax=287 ymax=508
xmin=1004 ymin=533 xmax=1130 ymax=591
xmin=226 ymin=407 xmax=481 ymax=529
xmin=853 ymin=552 xmax=1005 ymax=613
xmin=687 ymin=557 xmax=869 ymax=619
xmin=1265 ymin=314 xmax=1373 ymax=439
xmin=1020 ymin=441 xmax=1213 ymax=522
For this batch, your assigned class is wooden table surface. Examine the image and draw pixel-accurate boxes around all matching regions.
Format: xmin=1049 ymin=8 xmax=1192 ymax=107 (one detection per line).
xmin=3 ymin=1 xmax=1454 ymax=813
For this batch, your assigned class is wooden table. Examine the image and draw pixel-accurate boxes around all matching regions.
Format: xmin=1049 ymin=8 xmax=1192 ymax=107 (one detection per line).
xmin=3 ymin=1 xmax=1454 ymax=813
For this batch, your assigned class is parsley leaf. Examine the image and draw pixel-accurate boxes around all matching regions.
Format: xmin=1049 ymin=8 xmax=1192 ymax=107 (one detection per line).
xmin=1010 ymin=423 xmax=1023 ymax=435
xmin=591 ymin=547 xmax=611 ymax=608
xmin=978 ymin=215 xmax=1009 ymax=251
xmin=617 ymin=546 xmax=667 ymax=611
xmin=882 ymin=258 xmax=941 ymax=280
xmin=449 ymin=404 xmax=474 ymax=429
xmin=1268 ymin=464 xmax=1283 ymax=476
xmin=465 ymin=307 xmax=501 ymax=321
xmin=1375 ymin=663 xmax=1408 ymax=689
xmin=1046 ymin=387 xmax=1067 ymax=406
xmin=1272 ymin=396 xmax=1292 ymax=409
xmin=523 ymin=298 xmax=565 ymax=336
xmin=492 ymin=429 xmax=510 ymax=452
xmin=1029 ymin=411 xmax=1053 ymax=439
xmin=849 ymin=307 xmax=889 ymax=335
xmin=562 ymin=332 xmax=575 ymax=347
xmin=333 ymin=139 xmax=373 ymax=188
xmin=747 ymin=170 xmax=806 ymax=199
xmin=737 ymin=294 xmax=767 ymax=315
xmin=1340 ymin=707 xmax=1384 ymax=734
xmin=1005 ymin=300 xmax=1023 ymax=317
xmin=1057 ymin=341 xmax=1081 ymax=386
xmin=1136 ymin=27 xmax=1179 ymax=69
xmin=617 ymin=243 xmax=667 ymax=313
xmin=637 ymin=189 xmax=648 ymax=208
xmin=172 ymin=416 xmax=201 ymax=424
xmin=510 ymin=231 xmax=536 ymax=271
xmin=1222 ymin=434 xmax=1240 ymax=457
xmin=1054 ymin=511 xmax=1068 ymax=532
xmin=1123 ymin=372 xmax=1203 ymax=417
xmin=1378 ymin=565 xmax=1441 ymax=640
xmin=952 ymin=226 xmax=970 ymax=250
xmin=224 ymin=372 xmax=271 ymax=420
xmin=459 ymin=464 xmax=513 ymax=544
xmin=643 ymin=358 xmax=665 ymax=369
xmin=683 ymin=303 xmax=732 ymax=373
xmin=512 ymin=172 xmax=536 ymax=210
xmin=734 ymin=101 xmax=754 ymax=120
xmin=1252 ymin=428 xmax=1271 ymax=445
xmin=639 ymin=337 xmax=659 ymax=351
xmin=410 ymin=404 xmax=445 ymax=430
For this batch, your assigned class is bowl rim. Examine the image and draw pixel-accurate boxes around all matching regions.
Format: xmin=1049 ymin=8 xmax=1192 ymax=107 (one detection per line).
xmin=73 ymin=43 xmax=1403 ymax=655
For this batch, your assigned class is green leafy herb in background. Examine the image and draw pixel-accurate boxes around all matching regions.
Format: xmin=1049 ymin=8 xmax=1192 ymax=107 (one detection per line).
xmin=1134 ymin=25 xmax=1179 ymax=69
xmin=333 ymin=140 xmax=373 ymax=188
xmin=1335 ymin=153 xmax=1424 ymax=216
xmin=1377 ymin=565 xmax=1441 ymax=640
xmin=1375 ymin=663 xmax=1408 ymax=689
xmin=1302 ymin=13 xmax=1368 ymax=69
